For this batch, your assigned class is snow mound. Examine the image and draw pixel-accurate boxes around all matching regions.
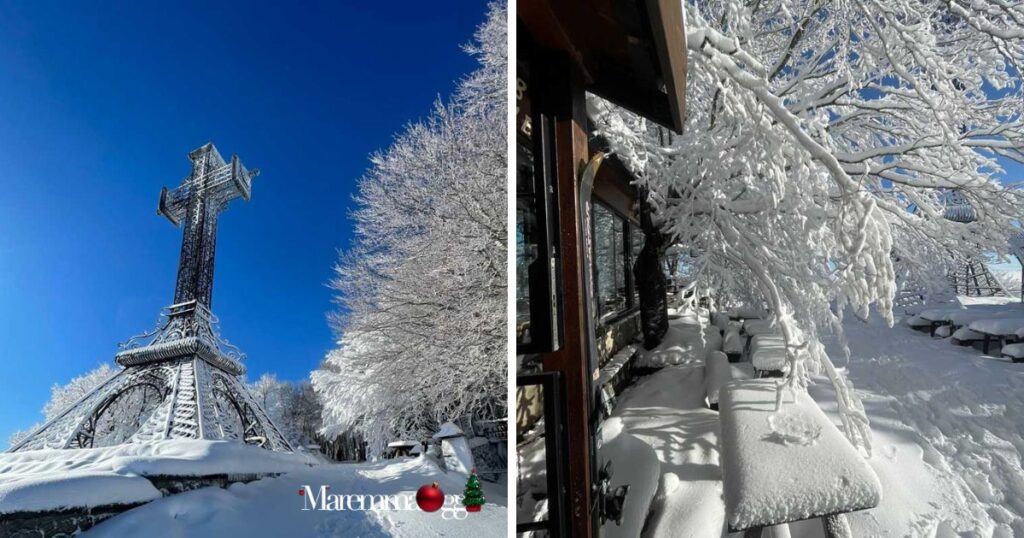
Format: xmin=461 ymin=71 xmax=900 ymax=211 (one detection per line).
xmin=765 ymin=411 xmax=822 ymax=447
xmin=598 ymin=418 xmax=660 ymax=538
xmin=0 ymin=441 xmax=314 ymax=515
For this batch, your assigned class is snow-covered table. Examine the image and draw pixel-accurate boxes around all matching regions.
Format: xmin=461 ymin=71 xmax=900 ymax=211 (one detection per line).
xmin=967 ymin=317 xmax=1024 ymax=354
xmin=717 ymin=380 xmax=882 ymax=536
xmin=749 ymin=335 xmax=787 ymax=375
xmin=742 ymin=319 xmax=777 ymax=337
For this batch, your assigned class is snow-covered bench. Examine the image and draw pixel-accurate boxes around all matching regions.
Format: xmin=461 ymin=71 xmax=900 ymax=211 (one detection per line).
xmin=966 ymin=317 xmax=1024 ymax=354
xmin=749 ymin=335 xmax=787 ymax=376
xmin=705 ymin=351 xmax=730 ymax=410
xmin=1001 ymin=342 xmax=1024 ymax=363
xmin=742 ymin=319 xmax=777 ymax=337
xmin=951 ymin=326 xmax=985 ymax=347
xmin=726 ymin=307 xmax=767 ymax=321
xmin=717 ymin=380 xmax=882 ymax=537
xmin=723 ymin=325 xmax=744 ymax=362
xmin=705 ymin=351 xmax=753 ymax=410
xmin=913 ymin=307 xmax=964 ymax=335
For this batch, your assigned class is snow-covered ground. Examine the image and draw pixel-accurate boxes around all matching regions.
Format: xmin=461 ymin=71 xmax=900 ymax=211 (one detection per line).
xmin=83 ymin=456 xmax=506 ymax=537
xmin=604 ymin=304 xmax=1024 ymax=536
xmin=808 ymin=309 xmax=1024 ymax=536
xmin=0 ymin=441 xmax=506 ymax=537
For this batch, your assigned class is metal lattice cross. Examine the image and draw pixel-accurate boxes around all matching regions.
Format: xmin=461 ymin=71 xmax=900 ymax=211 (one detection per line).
xmin=158 ymin=143 xmax=259 ymax=308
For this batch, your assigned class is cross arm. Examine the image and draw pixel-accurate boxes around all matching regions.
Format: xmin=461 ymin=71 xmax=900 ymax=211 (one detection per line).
xmin=156 ymin=154 xmax=259 ymax=226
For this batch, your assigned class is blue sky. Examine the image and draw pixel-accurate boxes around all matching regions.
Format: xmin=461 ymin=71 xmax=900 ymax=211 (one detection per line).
xmin=0 ymin=0 xmax=489 ymax=443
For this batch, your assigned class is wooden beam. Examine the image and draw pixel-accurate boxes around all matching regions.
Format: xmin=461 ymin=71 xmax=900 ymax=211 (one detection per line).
xmin=645 ymin=0 xmax=688 ymax=133
xmin=540 ymin=54 xmax=596 ymax=538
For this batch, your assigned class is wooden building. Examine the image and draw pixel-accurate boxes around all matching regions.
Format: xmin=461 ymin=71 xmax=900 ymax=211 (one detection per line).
xmin=515 ymin=1 xmax=687 ymax=536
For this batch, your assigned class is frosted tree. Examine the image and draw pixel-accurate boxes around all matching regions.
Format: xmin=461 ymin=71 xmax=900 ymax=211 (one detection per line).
xmin=8 ymin=363 xmax=118 ymax=448
xmin=247 ymin=374 xmax=322 ymax=450
xmin=312 ymin=3 xmax=508 ymax=455
xmin=592 ymin=0 xmax=1024 ymax=455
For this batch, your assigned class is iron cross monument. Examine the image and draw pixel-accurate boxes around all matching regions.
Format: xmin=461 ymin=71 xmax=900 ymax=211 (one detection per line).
xmin=10 ymin=143 xmax=293 ymax=453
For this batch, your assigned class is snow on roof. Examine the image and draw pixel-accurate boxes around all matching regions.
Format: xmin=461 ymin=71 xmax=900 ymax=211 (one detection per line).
xmin=968 ymin=317 xmax=1024 ymax=336
xmin=387 ymin=441 xmax=419 ymax=448
xmin=432 ymin=422 xmax=464 ymax=439
xmin=0 ymin=440 xmax=314 ymax=515
xmin=718 ymin=380 xmax=881 ymax=530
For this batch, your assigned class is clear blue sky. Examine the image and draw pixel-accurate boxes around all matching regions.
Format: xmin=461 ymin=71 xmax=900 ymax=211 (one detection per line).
xmin=0 ymin=0 xmax=490 ymax=443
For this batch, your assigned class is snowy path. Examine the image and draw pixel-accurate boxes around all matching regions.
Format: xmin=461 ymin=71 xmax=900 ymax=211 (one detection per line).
xmin=82 ymin=456 xmax=506 ymax=537
xmin=809 ymin=316 xmax=1024 ymax=536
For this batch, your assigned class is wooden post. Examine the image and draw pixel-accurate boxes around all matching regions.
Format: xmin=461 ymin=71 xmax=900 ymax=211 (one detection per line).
xmin=536 ymin=53 xmax=596 ymax=538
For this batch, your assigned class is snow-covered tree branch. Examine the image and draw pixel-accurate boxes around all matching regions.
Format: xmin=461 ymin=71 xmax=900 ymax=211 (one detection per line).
xmin=312 ymin=3 xmax=507 ymax=455
xmin=592 ymin=0 xmax=1024 ymax=455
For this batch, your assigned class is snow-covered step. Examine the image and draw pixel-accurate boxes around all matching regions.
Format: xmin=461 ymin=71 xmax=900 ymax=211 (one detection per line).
xmin=717 ymin=379 xmax=882 ymax=533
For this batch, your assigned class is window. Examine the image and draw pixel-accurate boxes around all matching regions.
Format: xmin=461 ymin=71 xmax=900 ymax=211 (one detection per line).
xmin=593 ymin=202 xmax=628 ymax=319
xmin=515 ymin=66 xmax=559 ymax=358
xmin=517 ymin=141 xmax=539 ymax=348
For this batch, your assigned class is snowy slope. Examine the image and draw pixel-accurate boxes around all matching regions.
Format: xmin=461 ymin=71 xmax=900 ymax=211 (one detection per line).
xmin=809 ymin=312 xmax=1024 ymax=536
xmin=82 ymin=455 xmax=506 ymax=537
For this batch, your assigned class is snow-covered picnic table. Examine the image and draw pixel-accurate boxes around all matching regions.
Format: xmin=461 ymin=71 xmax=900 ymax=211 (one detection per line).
xmin=967 ymin=317 xmax=1024 ymax=353
xmin=717 ymin=380 xmax=881 ymax=535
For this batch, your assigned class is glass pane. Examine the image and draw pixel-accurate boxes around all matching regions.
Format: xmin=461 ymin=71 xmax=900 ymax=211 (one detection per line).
xmin=593 ymin=203 xmax=627 ymax=318
xmin=516 ymin=126 xmax=537 ymax=348
xmin=516 ymin=383 xmax=550 ymax=533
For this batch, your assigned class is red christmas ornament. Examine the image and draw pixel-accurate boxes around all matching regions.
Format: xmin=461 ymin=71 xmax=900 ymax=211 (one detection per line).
xmin=416 ymin=482 xmax=445 ymax=512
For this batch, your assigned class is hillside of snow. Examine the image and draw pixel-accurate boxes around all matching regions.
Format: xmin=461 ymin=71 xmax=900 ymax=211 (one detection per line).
xmin=805 ymin=312 xmax=1024 ymax=536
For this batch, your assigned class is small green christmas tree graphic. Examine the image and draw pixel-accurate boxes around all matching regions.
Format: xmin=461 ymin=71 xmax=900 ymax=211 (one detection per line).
xmin=462 ymin=469 xmax=485 ymax=512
